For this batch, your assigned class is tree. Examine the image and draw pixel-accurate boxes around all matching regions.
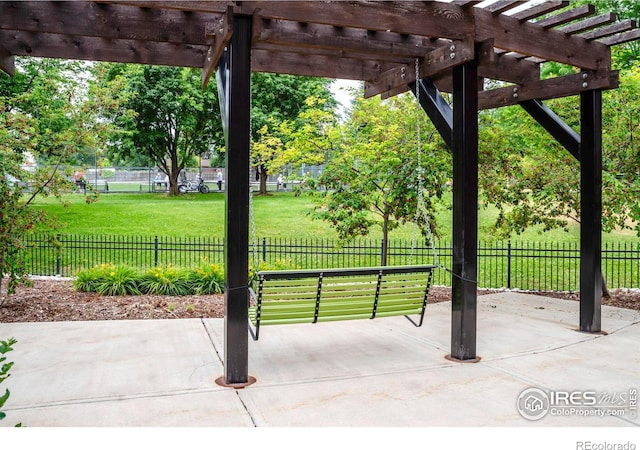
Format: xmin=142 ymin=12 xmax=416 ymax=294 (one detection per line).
xmin=98 ymin=64 xmax=222 ymax=195
xmin=1 ymin=58 xmax=105 ymax=299
xmin=479 ymin=68 xmax=640 ymax=239
xmin=250 ymin=74 xmax=335 ymax=194
xmin=311 ymin=94 xmax=450 ymax=265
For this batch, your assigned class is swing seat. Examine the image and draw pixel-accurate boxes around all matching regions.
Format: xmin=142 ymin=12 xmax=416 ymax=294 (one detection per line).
xmin=248 ymin=265 xmax=435 ymax=340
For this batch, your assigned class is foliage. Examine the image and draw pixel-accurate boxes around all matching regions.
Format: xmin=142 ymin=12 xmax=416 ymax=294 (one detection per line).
xmin=98 ymin=265 xmax=141 ymax=296
xmin=73 ymin=263 xmax=113 ymax=293
xmin=139 ymin=265 xmax=191 ymax=296
xmin=189 ymin=260 xmax=225 ymax=295
xmin=96 ymin=64 xmax=221 ymax=195
xmin=0 ymin=337 xmax=20 ymax=426
xmin=73 ymin=263 xmax=140 ymax=295
xmin=250 ymin=75 xmax=335 ymax=194
xmin=571 ymin=0 xmax=640 ymax=70
xmin=1 ymin=58 xmax=106 ymax=298
xmin=74 ymin=263 xmax=225 ymax=296
xmin=479 ymin=69 xmax=640 ymax=238
xmin=249 ymin=259 xmax=299 ymax=278
xmin=310 ymin=93 xmax=450 ymax=264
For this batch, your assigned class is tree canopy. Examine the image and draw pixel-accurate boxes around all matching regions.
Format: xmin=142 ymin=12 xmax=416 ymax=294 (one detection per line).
xmin=1 ymin=58 xmax=105 ymax=297
xmin=96 ymin=64 xmax=221 ymax=195
xmin=310 ymin=93 xmax=450 ymax=264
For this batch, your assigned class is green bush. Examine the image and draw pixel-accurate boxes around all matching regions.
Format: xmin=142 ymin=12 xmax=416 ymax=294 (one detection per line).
xmin=249 ymin=259 xmax=299 ymax=284
xmin=0 ymin=337 xmax=21 ymax=426
xmin=139 ymin=265 xmax=191 ymax=296
xmin=74 ymin=263 xmax=227 ymax=296
xmin=189 ymin=260 xmax=224 ymax=295
xmin=73 ymin=263 xmax=114 ymax=292
xmin=97 ymin=265 xmax=141 ymax=296
xmin=74 ymin=264 xmax=140 ymax=296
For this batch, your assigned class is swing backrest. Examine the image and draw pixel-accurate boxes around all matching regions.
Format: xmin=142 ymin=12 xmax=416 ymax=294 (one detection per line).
xmin=248 ymin=264 xmax=435 ymax=339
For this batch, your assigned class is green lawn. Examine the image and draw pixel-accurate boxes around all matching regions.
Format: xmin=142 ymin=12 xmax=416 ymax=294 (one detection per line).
xmin=31 ymin=191 xmax=639 ymax=244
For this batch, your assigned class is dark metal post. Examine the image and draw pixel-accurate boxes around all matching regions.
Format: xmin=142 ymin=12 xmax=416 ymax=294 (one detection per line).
xmin=449 ymin=59 xmax=479 ymax=361
xmin=221 ymin=15 xmax=252 ymax=386
xmin=579 ymin=90 xmax=602 ymax=333
xmin=154 ymin=236 xmax=159 ymax=267
xmin=507 ymin=240 xmax=512 ymax=290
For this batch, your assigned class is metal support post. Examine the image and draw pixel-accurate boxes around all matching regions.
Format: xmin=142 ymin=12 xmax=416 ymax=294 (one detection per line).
xmin=449 ymin=59 xmax=479 ymax=362
xmin=579 ymin=90 xmax=603 ymax=333
xmin=219 ymin=15 xmax=254 ymax=386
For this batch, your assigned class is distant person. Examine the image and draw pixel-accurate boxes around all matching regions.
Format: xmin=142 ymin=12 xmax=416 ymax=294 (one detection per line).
xmin=217 ymin=169 xmax=223 ymax=191
xmin=277 ymin=174 xmax=283 ymax=191
xmin=74 ymin=170 xmax=86 ymax=190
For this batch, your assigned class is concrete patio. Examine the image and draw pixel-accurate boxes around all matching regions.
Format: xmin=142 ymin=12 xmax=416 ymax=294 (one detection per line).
xmin=1 ymin=292 xmax=639 ymax=445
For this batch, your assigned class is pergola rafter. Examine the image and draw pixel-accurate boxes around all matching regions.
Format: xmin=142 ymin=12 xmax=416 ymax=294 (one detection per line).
xmin=2 ymin=1 xmax=638 ymax=385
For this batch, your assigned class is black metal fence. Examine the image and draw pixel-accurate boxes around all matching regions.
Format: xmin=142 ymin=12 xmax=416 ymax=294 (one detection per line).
xmin=23 ymin=234 xmax=639 ymax=291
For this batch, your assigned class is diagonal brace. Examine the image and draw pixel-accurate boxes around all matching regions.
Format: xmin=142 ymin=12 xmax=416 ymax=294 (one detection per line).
xmin=410 ymin=78 xmax=453 ymax=149
xmin=520 ymin=99 xmax=580 ymax=161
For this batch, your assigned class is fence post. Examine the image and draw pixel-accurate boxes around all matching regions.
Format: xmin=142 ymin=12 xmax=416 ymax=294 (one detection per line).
xmin=507 ymin=239 xmax=512 ymax=290
xmin=55 ymin=233 xmax=61 ymax=276
xmin=154 ymin=236 xmax=159 ymax=266
xmin=262 ymin=237 xmax=266 ymax=263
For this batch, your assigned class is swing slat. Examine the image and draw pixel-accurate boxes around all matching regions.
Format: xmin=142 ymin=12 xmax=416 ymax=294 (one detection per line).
xmin=248 ymin=264 xmax=435 ymax=340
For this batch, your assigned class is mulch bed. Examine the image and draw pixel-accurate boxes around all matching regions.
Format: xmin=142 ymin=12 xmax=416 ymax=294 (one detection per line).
xmin=0 ymin=278 xmax=638 ymax=323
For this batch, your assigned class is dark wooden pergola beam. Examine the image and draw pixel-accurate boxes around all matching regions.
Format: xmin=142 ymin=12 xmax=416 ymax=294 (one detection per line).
xmin=475 ymin=8 xmax=611 ymax=70
xmin=239 ymin=1 xmax=475 ymax=41
xmin=484 ymin=0 xmax=523 ymax=15
xmin=509 ymin=0 xmax=568 ymax=22
xmin=252 ymin=16 xmax=437 ymax=58
xmin=364 ymin=39 xmax=475 ymax=98
xmin=535 ymin=4 xmax=596 ymax=29
xmin=0 ymin=43 xmax=13 ymax=76
xmin=579 ymin=19 xmax=637 ymax=41
xmin=478 ymin=69 xmax=619 ymax=110
xmin=201 ymin=6 xmax=233 ymax=88
xmin=374 ymin=45 xmax=541 ymax=99
xmin=0 ymin=30 xmax=208 ymax=67
xmin=599 ymin=29 xmax=640 ymax=47
xmin=0 ymin=1 xmax=223 ymax=45
xmin=252 ymin=48 xmax=396 ymax=80
xmin=558 ymin=12 xmax=617 ymax=35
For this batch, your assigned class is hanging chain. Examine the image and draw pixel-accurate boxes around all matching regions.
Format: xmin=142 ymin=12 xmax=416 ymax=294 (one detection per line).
xmin=410 ymin=58 xmax=439 ymax=267
xmin=248 ymin=81 xmax=259 ymax=271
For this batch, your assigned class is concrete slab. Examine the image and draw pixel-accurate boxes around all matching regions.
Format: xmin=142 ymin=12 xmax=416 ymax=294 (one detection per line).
xmin=0 ymin=293 xmax=638 ymax=432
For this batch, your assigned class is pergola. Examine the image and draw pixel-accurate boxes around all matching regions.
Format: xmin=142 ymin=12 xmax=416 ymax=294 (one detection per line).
xmin=2 ymin=1 xmax=639 ymax=385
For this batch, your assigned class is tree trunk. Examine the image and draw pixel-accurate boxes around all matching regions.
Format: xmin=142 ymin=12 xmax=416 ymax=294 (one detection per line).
xmin=381 ymin=215 xmax=389 ymax=266
xmin=259 ymin=164 xmax=268 ymax=194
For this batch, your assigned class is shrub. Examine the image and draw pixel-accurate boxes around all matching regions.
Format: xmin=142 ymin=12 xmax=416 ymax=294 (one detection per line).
xmin=74 ymin=264 xmax=140 ymax=295
xmin=0 ymin=337 xmax=21 ymax=426
xmin=189 ymin=261 xmax=224 ymax=295
xmin=139 ymin=265 xmax=191 ymax=296
xmin=250 ymin=259 xmax=299 ymax=281
xmin=97 ymin=265 xmax=141 ymax=296
xmin=73 ymin=263 xmax=114 ymax=292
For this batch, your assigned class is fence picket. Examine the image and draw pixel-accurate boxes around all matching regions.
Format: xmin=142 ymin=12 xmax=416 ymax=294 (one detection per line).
xmin=20 ymin=234 xmax=639 ymax=291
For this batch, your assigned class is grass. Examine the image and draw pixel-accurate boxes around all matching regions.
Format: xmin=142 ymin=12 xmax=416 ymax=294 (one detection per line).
xmin=31 ymin=191 xmax=639 ymax=244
